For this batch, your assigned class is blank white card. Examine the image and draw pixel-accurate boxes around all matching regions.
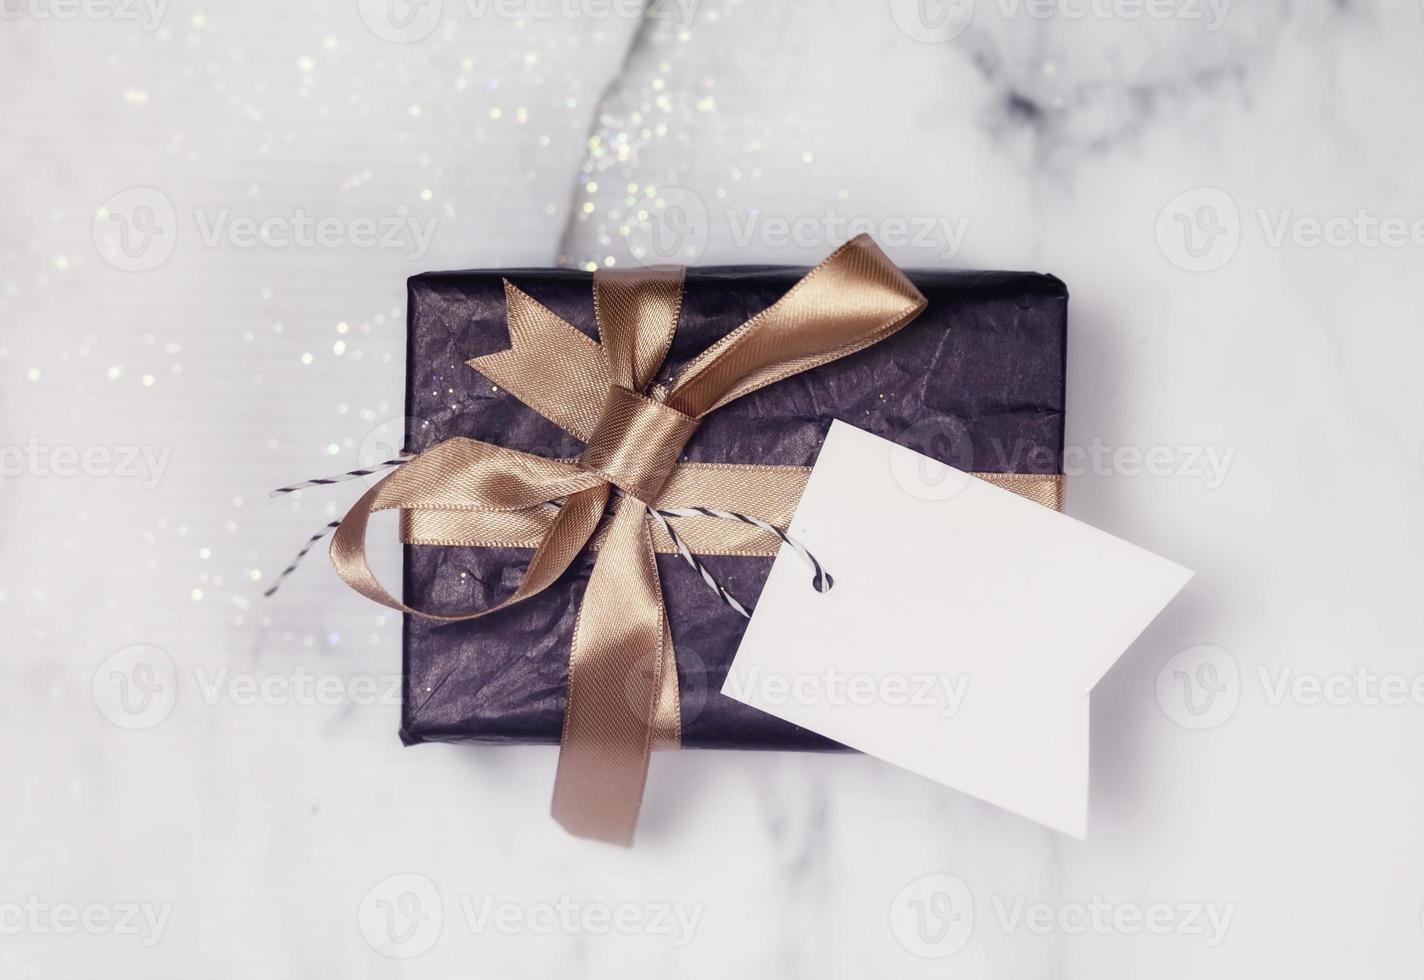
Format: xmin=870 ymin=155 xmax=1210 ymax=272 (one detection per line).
xmin=724 ymin=421 xmax=1193 ymax=836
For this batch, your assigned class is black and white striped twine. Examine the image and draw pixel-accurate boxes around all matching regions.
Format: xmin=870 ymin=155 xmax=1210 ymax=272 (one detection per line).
xmin=645 ymin=506 xmax=831 ymax=619
xmin=269 ymin=454 xmax=413 ymax=495
xmin=266 ymin=456 xmax=831 ymax=616
xmin=262 ymin=521 xmax=341 ymax=598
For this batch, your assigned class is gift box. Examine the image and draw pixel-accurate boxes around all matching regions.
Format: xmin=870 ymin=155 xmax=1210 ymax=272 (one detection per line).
xmin=397 ymin=254 xmax=1067 ymax=753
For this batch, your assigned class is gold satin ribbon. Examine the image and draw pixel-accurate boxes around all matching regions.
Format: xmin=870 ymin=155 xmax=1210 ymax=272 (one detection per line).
xmin=330 ymin=234 xmax=1058 ymax=845
xmin=401 ymin=463 xmax=1062 ymax=554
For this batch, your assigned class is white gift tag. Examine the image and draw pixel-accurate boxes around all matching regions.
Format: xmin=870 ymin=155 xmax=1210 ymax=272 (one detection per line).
xmin=723 ymin=421 xmax=1193 ymax=837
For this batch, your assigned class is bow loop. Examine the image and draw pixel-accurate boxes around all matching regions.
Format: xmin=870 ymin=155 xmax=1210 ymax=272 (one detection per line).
xmin=665 ymin=235 xmax=927 ymax=418
xmin=592 ymin=265 xmax=685 ymax=391
xmin=373 ymin=436 xmax=601 ymax=513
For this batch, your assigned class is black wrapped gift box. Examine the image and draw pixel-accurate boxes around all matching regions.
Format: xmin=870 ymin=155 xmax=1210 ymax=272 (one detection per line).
xmin=399 ymin=264 xmax=1067 ymax=750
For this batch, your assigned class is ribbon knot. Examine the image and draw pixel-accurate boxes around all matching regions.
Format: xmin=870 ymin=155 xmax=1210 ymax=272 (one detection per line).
xmin=329 ymin=235 xmax=930 ymax=845
xmin=578 ymin=384 xmax=699 ymax=504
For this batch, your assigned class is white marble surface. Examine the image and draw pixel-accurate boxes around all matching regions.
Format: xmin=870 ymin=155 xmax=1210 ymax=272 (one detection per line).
xmin=3 ymin=0 xmax=1423 ymax=975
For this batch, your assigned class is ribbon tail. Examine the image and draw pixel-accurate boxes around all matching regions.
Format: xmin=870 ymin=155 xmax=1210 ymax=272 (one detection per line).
xmin=467 ymin=280 xmax=611 ymax=442
xmin=551 ymin=496 xmax=673 ymax=846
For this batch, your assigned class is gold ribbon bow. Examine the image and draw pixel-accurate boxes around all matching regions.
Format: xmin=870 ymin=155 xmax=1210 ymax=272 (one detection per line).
xmin=329 ymin=235 xmax=1058 ymax=845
